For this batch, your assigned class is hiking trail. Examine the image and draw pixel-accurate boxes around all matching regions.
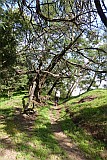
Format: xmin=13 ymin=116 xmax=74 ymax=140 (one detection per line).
xmin=49 ymin=105 xmax=88 ymax=160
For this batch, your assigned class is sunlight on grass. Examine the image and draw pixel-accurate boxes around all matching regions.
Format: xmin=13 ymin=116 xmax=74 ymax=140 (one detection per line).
xmin=60 ymin=89 xmax=107 ymax=160
xmin=0 ymin=89 xmax=107 ymax=159
xmin=0 ymin=94 xmax=67 ymax=160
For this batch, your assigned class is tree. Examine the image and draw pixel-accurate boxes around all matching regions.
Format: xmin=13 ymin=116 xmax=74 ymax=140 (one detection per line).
xmin=0 ymin=8 xmax=17 ymax=95
xmin=0 ymin=7 xmax=30 ymax=95
xmin=94 ymin=0 xmax=107 ymax=28
xmin=0 ymin=0 xmax=107 ymax=110
xmin=17 ymin=0 xmax=107 ymax=107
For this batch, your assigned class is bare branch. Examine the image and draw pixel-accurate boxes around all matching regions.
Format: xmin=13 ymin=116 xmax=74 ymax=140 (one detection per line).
xmin=35 ymin=0 xmax=95 ymax=23
xmin=15 ymin=69 xmax=60 ymax=77
xmin=80 ymin=47 xmax=107 ymax=53
xmin=94 ymin=0 xmax=107 ymax=27
xmin=62 ymin=58 xmax=107 ymax=74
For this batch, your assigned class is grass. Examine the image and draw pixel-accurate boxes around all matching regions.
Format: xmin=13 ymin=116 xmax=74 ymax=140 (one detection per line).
xmin=0 ymin=94 xmax=67 ymax=160
xmin=0 ymin=89 xmax=107 ymax=160
xmin=59 ymin=89 xmax=107 ymax=160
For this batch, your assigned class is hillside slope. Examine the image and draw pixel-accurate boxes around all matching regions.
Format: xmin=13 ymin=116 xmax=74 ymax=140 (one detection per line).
xmin=60 ymin=89 xmax=107 ymax=159
xmin=0 ymin=89 xmax=107 ymax=160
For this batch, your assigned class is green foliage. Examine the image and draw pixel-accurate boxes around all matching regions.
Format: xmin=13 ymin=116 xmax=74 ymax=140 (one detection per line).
xmin=0 ymin=0 xmax=107 ymax=111
xmin=0 ymin=8 xmax=30 ymax=95
xmin=0 ymin=12 xmax=17 ymax=68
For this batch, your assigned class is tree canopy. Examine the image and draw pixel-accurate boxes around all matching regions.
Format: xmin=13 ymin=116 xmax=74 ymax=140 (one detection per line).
xmin=0 ymin=0 xmax=107 ymax=108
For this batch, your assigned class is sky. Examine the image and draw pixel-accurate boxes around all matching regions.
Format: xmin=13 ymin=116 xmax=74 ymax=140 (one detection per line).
xmin=72 ymin=80 xmax=107 ymax=96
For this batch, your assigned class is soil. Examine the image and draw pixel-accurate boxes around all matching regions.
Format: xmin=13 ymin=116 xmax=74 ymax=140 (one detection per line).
xmin=0 ymin=101 xmax=94 ymax=160
xmin=49 ymin=105 xmax=88 ymax=160
xmin=1 ymin=95 xmax=106 ymax=160
xmin=77 ymin=96 xmax=97 ymax=103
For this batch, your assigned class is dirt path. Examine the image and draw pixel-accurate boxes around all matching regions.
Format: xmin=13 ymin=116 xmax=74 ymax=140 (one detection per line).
xmin=0 ymin=104 xmax=88 ymax=160
xmin=49 ymin=105 xmax=88 ymax=160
